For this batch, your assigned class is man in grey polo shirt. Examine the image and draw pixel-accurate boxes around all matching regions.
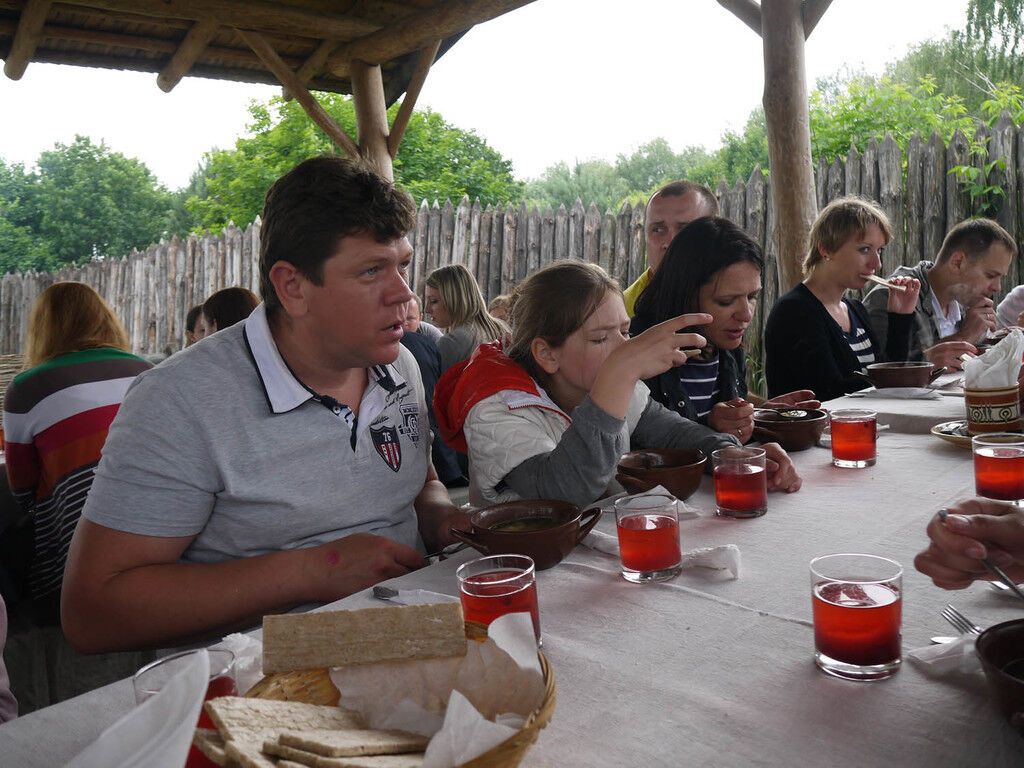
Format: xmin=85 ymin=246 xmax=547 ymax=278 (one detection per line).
xmin=61 ymin=157 xmax=467 ymax=652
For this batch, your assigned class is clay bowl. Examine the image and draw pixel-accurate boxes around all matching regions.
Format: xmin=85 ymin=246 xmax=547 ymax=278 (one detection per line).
xmin=615 ymin=448 xmax=706 ymax=500
xmin=752 ymin=408 xmax=828 ymax=452
xmin=861 ymin=361 xmax=945 ymax=389
xmin=976 ymin=618 xmax=1024 ymax=731
xmin=448 ymin=499 xmax=601 ymax=570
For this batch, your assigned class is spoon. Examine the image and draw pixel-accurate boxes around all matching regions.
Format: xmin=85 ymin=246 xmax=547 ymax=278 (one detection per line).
xmin=930 ymin=636 xmax=958 ymax=644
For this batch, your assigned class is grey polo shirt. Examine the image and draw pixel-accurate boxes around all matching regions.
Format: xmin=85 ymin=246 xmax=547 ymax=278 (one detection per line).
xmin=83 ymin=304 xmax=430 ymax=562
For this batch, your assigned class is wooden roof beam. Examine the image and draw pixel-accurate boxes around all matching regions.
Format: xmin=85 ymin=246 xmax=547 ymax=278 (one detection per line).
xmin=717 ymin=0 xmax=761 ymax=37
xmin=157 ymin=18 xmax=219 ymax=92
xmin=0 ymin=18 xmax=307 ymax=70
xmin=801 ymin=0 xmax=832 ymax=39
xmin=235 ymin=28 xmax=360 ymax=159
xmin=328 ymin=0 xmax=533 ymax=73
xmin=58 ymin=0 xmax=380 ymax=41
xmin=387 ymin=40 xmax=440 ymax=158
xmin=4 ymin=0 xmax=53 ymax=80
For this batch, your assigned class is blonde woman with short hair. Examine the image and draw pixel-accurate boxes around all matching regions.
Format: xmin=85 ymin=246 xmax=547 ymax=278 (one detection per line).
xmin=764 ymin=196 xmax=921 ymax=401
xmin=424 ymin=264 xmax=508 ymax=371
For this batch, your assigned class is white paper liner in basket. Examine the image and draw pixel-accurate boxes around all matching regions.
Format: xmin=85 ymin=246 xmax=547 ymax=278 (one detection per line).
xmin=328 ymin=612 xmax=545 ymax=768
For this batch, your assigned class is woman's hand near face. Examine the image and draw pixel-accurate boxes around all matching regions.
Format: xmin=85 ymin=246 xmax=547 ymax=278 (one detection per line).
xmin=761 ymin=442 xmax=801 ymax=493
xmin=603 ymin=313 xmax=711 ymax=382
xmin=709 ymin=398 xmax=754 ymax=442
xmin=590 ymin=313 xmax=711 ymax=420
xmin=885 ymin=276 xmax=921 ymax=315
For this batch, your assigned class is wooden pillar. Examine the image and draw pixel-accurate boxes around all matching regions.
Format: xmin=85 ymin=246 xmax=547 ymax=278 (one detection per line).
xmin=350 ymin=59 xmax=393 ymax=181
xmin=761 ymin=0 xmax=818 ymax=291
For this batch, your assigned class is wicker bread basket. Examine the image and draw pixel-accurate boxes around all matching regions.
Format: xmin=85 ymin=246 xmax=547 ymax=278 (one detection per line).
xmin=246 ymin=622 xmax=556 ymax=768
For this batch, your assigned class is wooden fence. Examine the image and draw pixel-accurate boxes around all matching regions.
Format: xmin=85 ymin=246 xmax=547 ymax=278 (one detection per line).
xmin=2 ymin=114 xmax=1024 ymax=360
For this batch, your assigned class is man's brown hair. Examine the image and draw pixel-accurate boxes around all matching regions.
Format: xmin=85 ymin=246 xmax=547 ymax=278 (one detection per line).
xmin=936 ymin=218 xmax=1018 ymax=265
xmin=647 ymin=180 xmax=719 ymax=217
xmin=258 ymin=156 xmax=416 ymax=313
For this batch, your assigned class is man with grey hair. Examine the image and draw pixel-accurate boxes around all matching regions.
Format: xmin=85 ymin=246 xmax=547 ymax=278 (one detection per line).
xmin=622 ymin=180 xmax=719 ymax=316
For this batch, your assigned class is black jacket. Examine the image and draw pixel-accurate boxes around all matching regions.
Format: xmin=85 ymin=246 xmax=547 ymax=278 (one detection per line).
xmin=629 ymin=313 xmax=748 ymax=424
xmin=399 ymin=330 xmax=464 ymax=484
xmin=764 ymin=283 xmax=912 ymax=401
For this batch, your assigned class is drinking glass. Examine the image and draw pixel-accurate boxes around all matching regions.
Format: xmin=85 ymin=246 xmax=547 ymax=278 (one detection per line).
xmin=613 ymin=492 xmax=682 ymax=583
xmin=712 ymin=446 xmax=767 ymax=518
xmin=456 ymin=554 xmax=541 ymax=644
xmin=972 ymin=433 xmax=1024 ymax=508
xmin=810 ymin=554 xmax=902 ymax=681
xmin=830 ymin=409 xmax=877 ymax=468
xmin=133 ymin=649 xmax=237 ymax=768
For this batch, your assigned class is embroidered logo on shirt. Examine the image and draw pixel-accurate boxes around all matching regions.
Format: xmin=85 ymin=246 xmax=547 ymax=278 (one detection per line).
xmin=370 ymin=423 xmax=402 ymax=472
xmin=399 ymin=403 xmax=421 ymax=445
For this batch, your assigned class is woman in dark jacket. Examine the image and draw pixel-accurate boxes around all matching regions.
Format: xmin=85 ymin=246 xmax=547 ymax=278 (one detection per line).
xmin=764 ymin=197 xmax=920 ymax=402
xmin=631 ymin=217 xmax=817 ymax=444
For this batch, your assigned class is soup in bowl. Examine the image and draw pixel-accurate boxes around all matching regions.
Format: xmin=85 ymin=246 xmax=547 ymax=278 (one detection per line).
xmin=448 ymin=499 xmax=602 ymax=570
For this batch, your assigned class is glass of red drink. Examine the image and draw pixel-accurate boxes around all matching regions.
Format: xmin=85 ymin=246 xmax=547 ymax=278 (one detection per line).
xmin=810 ymin=554 xmax=902 ymax=681
xmin=829 ymin=409 xmax=877 ymax=468
xmin=712 ymin=446 xmax=767 ymax=518
xmin=456 ymin=554 xmax=541 ymax=645
xmin=613 ymin=492 xmax=682 ymax=583
xmin=972 ymin=433 xmax=1024 ymax=508
xmin=133 ymin=649 xmax=237 ymax=768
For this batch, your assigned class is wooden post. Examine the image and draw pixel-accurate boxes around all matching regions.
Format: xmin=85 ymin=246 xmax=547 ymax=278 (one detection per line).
xmin=157 ymin=18 xmax=219 ymax=92
xmin=4 ymin=0 xmax=52 ymax=80
xmin=350 ymin=59 xmax=393 ymax=180
xmin=760 ymin=0 xmax=818 ymax=291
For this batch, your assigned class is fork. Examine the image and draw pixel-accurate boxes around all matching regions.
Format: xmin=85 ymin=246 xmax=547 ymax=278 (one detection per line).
xmin=940 ymin=604 xmax=982 ymax=635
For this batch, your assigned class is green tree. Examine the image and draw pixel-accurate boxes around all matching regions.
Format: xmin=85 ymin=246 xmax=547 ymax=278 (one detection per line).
xmin=0 ymin=160 xmax=53 ymax=274
xmin=35 ymin=136 xmax=173 ymax=263
xmin=808 ymin=75 xmax=975 ymax=164
xmin=966 ymin=0 xmax=1024 ymax=83
xmin=524 ymin=160 xmax=631 ymax=211
xmin=187 ymin=95 xmax=522 ymax=232
xmin=613 ymin=138 xmax=713 ymax=192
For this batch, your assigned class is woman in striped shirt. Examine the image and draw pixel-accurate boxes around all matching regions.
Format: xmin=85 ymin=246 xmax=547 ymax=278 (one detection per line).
xmin=2 ymin=282 xmax=151 ymax=709
xmin=631 ymin=217 xmax=818 ymax=443
xmin=765 ymin=197 xmax=921 ymax=402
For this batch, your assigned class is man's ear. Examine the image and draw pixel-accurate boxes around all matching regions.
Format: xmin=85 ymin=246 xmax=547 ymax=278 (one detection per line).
xmin=817 ymin=243 xmax=831 ymax=261
xmin=530 ymin=337 xmax=560 ymax=375
xmin=947 ymin=251 xmax=966 ymax=273
xmin=268 ymin=261 xmax=308 ymax=317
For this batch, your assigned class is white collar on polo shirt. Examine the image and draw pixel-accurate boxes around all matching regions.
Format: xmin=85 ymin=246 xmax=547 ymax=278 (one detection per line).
xmin=243 ymin=303 xmax=406 ymax=414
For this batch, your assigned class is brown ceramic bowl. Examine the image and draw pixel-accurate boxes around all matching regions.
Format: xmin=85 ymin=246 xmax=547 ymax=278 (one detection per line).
xmin=448 ymin=499 xmax=601 ymax=570
xmin=862 ymin=361 xmax=945 ymax=389
xmin=976 ymin=618 xmax=1024 ymax=730
xmin=615 ymin=448 xmax=706 ymax=500
xmin=752 ymin=408 xmax=829 ymax=452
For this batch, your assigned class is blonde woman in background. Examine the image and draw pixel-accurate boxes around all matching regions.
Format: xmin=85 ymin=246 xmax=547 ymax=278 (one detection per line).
xmin=1 ymin=282 xmax=152 ymax=712
xmin=424 ymin=264 xmax=509 ymax=371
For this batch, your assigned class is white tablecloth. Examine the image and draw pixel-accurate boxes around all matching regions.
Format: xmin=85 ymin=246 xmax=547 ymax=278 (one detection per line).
xmin=828 ymin=381 xmax=967 ymax=435
xmin=1 ymin=432 xmax=1021 ymax=766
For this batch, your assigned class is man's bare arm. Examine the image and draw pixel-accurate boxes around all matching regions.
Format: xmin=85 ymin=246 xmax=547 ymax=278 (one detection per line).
xmin=414 ymin=463 xmax=469 ymax=552
xmin=61 ymin=519 xmax=425 ymax=653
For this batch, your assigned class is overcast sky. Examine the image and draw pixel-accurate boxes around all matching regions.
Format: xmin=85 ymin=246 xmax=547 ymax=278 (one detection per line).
xmin=0 ymin=0 xmax=970 ymax=190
